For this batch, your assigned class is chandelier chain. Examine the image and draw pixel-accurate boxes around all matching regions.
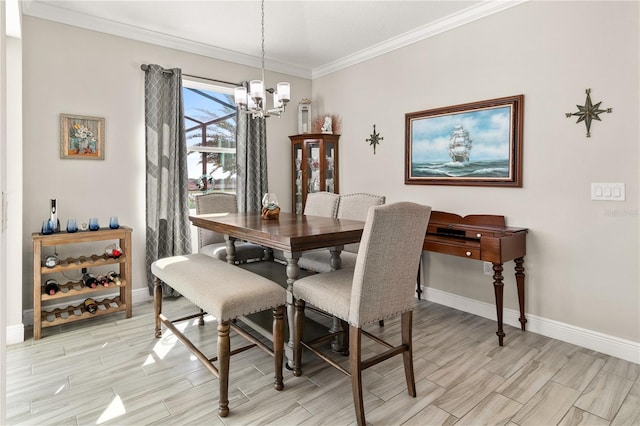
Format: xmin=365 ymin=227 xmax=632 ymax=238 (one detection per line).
xmin=233 ymin=0 xmax=289 ymax=118
xmin=261 ymin=0 xmax=265 ymax=81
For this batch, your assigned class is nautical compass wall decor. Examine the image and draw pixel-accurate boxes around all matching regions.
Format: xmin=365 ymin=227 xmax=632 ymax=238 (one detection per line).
xmin=366 ymin=125 xmax=383 ymax=154
xmin=566 ymin=88 xmax=612 ymax=137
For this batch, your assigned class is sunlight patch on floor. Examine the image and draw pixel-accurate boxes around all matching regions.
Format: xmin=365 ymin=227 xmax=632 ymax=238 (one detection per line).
xmin=96 ymin=395 xmax=126 ymax=424
xmin=143 ymin=321 xmax=189 ymax=365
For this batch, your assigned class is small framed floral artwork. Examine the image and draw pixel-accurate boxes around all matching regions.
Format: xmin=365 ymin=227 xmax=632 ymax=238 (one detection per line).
xmin=60 ymin=113 xmax=105 ymax=160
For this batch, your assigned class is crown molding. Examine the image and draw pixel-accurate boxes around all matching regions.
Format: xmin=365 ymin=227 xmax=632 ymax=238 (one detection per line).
xmin=23 ymin=0 xmax=527 ymax=81
xmin=21 ymin=0 xmax=312 ymax=79
xmin=312 ymin=0 xmax=528 ymax=78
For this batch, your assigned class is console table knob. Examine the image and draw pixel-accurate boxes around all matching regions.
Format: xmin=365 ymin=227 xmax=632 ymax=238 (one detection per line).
xmin=466 ymin=251 xmax=472 ymax=256
xmin=477 ymin=233 xmax=482 ymax=238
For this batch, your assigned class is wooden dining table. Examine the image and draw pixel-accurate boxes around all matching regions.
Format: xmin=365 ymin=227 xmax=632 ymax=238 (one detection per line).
xmin=189 ymin=211 xmax=366 ymax=366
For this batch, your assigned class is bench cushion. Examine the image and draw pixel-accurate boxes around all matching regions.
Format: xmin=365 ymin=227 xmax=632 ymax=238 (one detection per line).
xmin=152 ymin=254 xmax=285 ymax=321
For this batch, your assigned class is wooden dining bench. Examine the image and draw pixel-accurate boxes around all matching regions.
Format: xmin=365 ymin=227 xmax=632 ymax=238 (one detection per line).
xmin=151 ymin=253 xmax=286 ymax=417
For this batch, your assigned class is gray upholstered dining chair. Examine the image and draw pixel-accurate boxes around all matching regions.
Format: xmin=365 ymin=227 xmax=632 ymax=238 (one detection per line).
xmin=303 ymin=191 xmax=340 ymax=217
xmin=272 ymin=191 xmax=340 ymax=263
xmin=292 ymin=202 xmax=431 ymax=426
xmin=195 ymin=192 xmax=265 ymax=263
xmin=297 ymin=192 xmax=385 ymax=273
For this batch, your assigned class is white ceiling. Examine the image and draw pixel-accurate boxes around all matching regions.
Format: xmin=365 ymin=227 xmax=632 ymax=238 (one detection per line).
xmin=22 ymin=0 xmax=527 ymax=78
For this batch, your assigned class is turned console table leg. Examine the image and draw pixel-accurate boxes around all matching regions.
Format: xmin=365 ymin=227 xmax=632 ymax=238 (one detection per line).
xmin=492 ymin=263 xmax=505 ymax=346
xmin=515 ymin=257 xmax=527 ymax=331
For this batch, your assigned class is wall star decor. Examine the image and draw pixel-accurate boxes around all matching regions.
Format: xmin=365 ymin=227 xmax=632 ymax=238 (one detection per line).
xmin=565 ymin=88 xmax=612 ymax=137
xmin=366 ymin=124 xmax=383 ymax=154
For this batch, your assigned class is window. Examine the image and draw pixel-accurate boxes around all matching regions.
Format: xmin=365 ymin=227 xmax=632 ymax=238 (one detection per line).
xmin=183 ymin=79 xmax=237 ymax=209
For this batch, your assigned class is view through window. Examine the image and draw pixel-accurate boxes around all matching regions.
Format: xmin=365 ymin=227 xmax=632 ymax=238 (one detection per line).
xmin=183 ymin=80 xmax=237 ymax=209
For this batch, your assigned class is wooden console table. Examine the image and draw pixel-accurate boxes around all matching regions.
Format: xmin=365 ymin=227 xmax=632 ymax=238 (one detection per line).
xmin=421 ymin=211 xmax=528 ymax=346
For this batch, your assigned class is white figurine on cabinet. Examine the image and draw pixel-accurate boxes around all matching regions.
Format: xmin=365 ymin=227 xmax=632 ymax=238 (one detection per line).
xmin=321 ymin=116 xmax=332 ymax=134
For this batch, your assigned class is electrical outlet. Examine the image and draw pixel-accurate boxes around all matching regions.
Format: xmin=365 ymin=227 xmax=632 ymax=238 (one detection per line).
xmin=483 ymin=262 xmax=493 ymax=275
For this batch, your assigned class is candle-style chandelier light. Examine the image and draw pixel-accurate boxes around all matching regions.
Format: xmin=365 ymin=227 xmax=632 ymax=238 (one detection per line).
xmin=234 ymin=0 xmax=290 ymax=119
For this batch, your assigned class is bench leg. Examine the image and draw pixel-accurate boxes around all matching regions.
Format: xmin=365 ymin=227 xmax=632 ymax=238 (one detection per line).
xmin=273 ymin=305 xmax=285 ymax=391
xmin=293 ymin=299 xmax=305 ymax=377
xmin=153 ymin=277 xmax=163 ymax=338
xmin=217 ymin=320 xmax=230 ymax=417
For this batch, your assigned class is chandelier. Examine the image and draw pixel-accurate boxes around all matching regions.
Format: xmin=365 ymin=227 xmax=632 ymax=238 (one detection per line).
xmin=234 ymin=0 xmax=290 ymax=119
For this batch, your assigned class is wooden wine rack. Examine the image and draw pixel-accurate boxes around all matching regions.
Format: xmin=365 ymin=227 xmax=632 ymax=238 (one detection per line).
xmin=32 ymin=226 xmax=132 ymax=339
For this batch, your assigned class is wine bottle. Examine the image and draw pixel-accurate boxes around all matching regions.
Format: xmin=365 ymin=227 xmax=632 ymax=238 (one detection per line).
xmin=107 ymin=271 xmax=121 ymax=286
xmin=84 ymin=298 xmax=98 ymax=314
xmin=82 ymin=272 xmax=98 ymax=288
xmin=44 ymin=279 xmax=60 ymax=295
xmin=50 ymin=199 xmax=60 ymax=233
xmin=96 ymin=275 xmax=109 ymax=287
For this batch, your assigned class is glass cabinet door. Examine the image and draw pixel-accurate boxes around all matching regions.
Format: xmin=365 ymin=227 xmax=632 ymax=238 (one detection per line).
xmin=290 ymin=134 xmax=340 ymax=214
xmin=324 ymin=141 xmax=336 ymax=193
xmin=306 ymin=141 xmax=321 ymax=195
xmin=293 ymin=143 xmax=303 ymax=214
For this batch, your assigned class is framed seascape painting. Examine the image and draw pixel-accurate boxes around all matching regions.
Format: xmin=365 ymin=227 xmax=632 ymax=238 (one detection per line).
xmin=60 ymin=113 xmax=105 ymax=160
xmin=405 ymin=95 xmax=523 ymax=187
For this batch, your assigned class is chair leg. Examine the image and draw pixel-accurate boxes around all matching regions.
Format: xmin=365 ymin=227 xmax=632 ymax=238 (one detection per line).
xmin=198 ymin=308 xmax=205 ymax=326
xmin=340 ymin=319 xmax=350 ymax=356
xmin=273 ymin=305 xmax=285 ymax=390
xmin=401 ymin=311 xmax=416 ymax=397
xmin=153 ymin=277 xmax=163 ymax=338
xmin=349 ymin=326 xmax=366 ymax=426
xmin=293 ymin=299 xmax=306 ymax=377
xmin=217 ymin=320 xmax=231 ymax=417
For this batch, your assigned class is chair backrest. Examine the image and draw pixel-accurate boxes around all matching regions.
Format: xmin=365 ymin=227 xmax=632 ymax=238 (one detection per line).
xmin=337 ymin=193 xmax=386 ymax=253
xmin=304 ymin=191 xmax=340 ymax=217
xmin=195 ymin=192 xmax=238 ymax=247
xmin=348 ymin=202 xmax=431 ymax=327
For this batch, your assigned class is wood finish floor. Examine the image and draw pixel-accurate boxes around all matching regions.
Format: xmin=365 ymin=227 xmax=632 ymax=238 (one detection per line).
xmin=6 ymin=297 xmax=640 ymax=425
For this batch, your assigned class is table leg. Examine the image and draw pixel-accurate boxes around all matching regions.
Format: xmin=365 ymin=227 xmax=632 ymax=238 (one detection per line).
xmin=329 ymin=246 xmax=345 ymax=353
xmin=329 ymin=246 xmax=343 ymax=271
xmin=283 ymin=252 xmax=301 ymax=369
xmin=492 ymin=262 xmax=505 ymax=346
xmin=224 ymin=236 xmax=237 ymax=264
xmin=515 ymin=257 xmax=527 ymax=331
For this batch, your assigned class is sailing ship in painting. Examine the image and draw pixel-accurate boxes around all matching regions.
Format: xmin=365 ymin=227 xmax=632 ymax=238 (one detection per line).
xmin=410 ymin=123 xmax=509 ymax=179
xmin=448 ymin=124 xmax=472 ymax=163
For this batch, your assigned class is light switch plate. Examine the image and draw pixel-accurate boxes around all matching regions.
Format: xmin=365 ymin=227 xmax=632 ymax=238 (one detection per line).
xmin=591 ymin=183 xmax=625 ymax=201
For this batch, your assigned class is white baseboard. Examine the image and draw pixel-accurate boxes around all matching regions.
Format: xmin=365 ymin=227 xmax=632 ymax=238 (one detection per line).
xmin=422 ymin=286 xmax=640 ymax=365
xmin=131 ymin=287 xmax=154 ymax=305
xmin=6 ymin=323 xmax=25 ymax=345
xmin=13 ymin=286 xmax=639 ymax=365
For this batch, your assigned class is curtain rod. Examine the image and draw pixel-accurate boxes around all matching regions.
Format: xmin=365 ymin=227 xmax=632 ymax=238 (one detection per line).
xmin=140 ymin=64 xmax=240 ymax=87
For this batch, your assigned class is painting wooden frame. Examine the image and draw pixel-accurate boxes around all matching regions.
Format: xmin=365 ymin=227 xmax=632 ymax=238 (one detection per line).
xmin=60 ymin=113 xmax=105 ymax=160
xmin=405 ymin=95 xmax=523 ymax=187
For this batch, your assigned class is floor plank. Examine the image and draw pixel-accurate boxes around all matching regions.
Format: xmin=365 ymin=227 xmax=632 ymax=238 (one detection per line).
xmin=6 ymin=297 xmax=638 ymax=425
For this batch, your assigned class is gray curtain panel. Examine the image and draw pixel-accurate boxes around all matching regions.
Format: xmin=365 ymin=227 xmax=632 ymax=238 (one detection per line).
xmin=144 ymin=64 xmax=192 ymax=297
xmin=236 ymin=82 xmax=269 ymax=214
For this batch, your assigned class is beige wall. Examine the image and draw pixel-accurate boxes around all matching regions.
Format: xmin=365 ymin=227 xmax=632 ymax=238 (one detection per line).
xmin=20 ymin=17 xmax=309 ymax=310
xmin=15 ymin=1 xmax=639 ymax=360
xmin=312 ymin=1 xmax=639 ymax=345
